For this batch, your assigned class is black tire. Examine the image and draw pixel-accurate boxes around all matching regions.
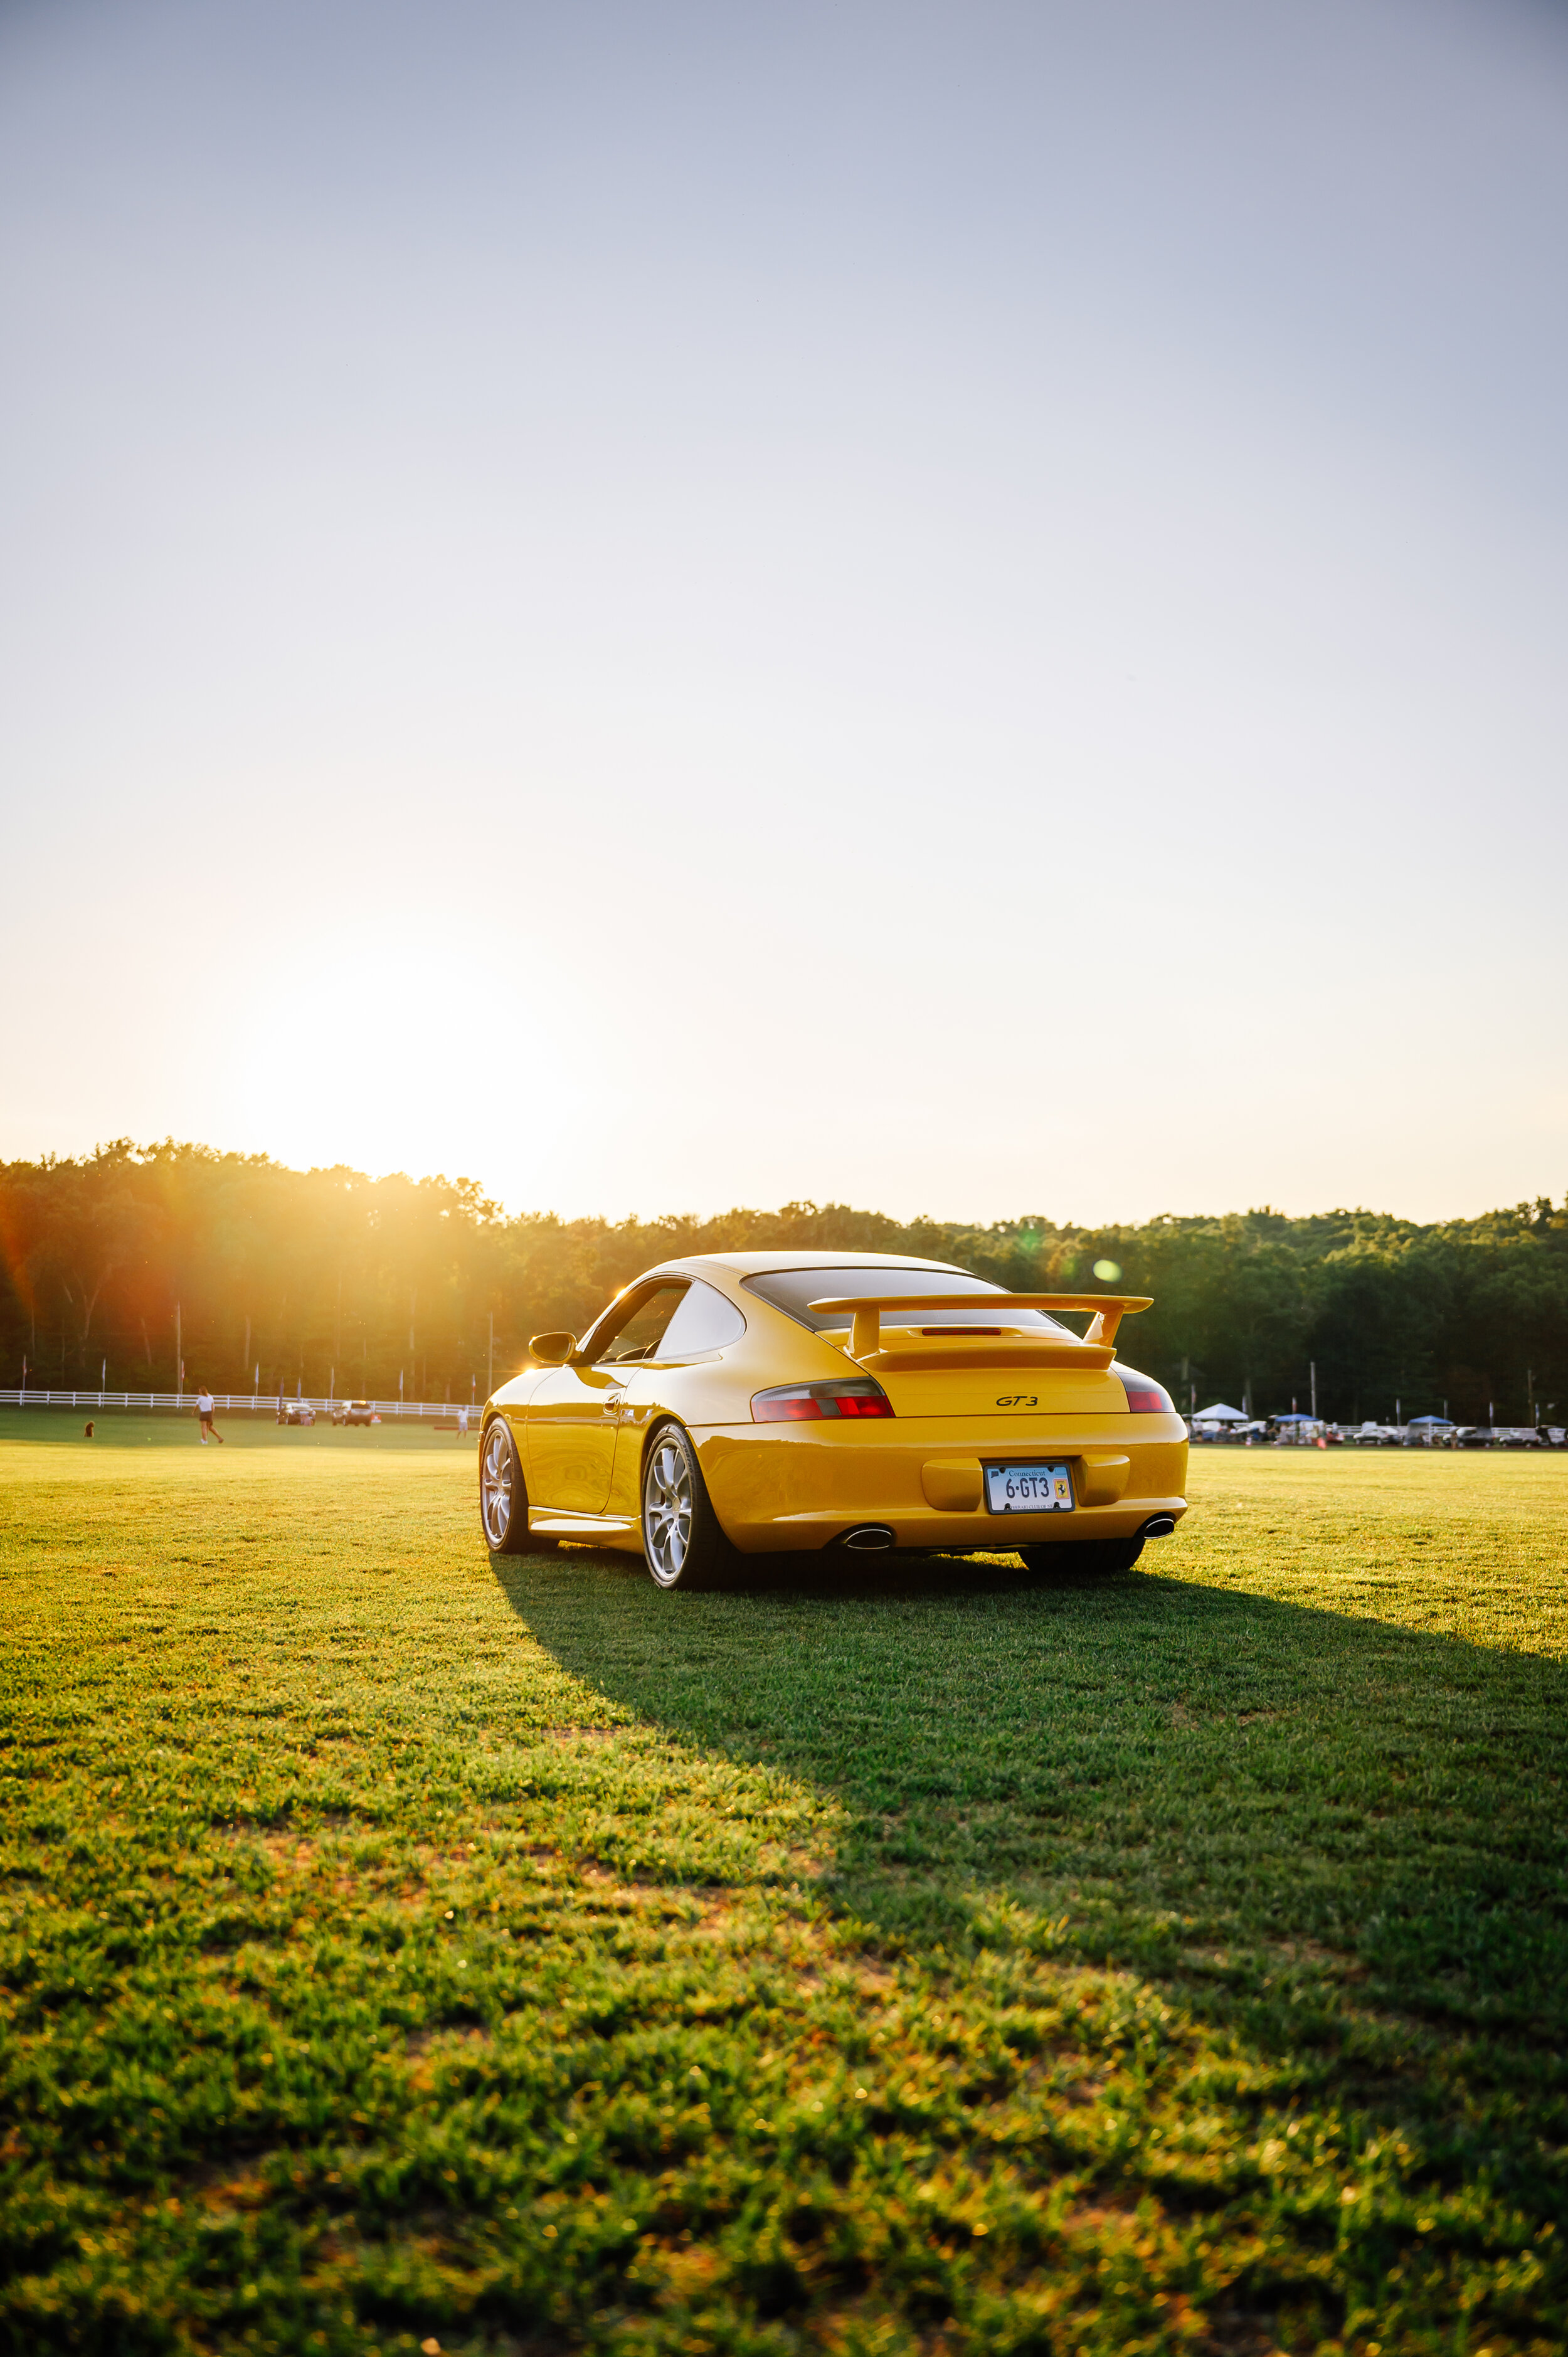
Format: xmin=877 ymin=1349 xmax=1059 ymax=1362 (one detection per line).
xmin=641 ymin=1421 xmax=737 ymax=1589
xmin=480 ymin=1417 xmax=534 ymax=1554
xmin=1017 ymin=1536 xmax=1145 ymax=1577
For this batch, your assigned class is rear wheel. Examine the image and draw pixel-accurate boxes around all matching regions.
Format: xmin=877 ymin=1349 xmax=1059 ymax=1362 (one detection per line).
xmin=480 ymin=1418 xmax=536 ymax=1554
xmin=642 ymin=1422 xmax=735 ymax=1589
xmin=1018 ymin=1537 xmax=1145 ymax=1577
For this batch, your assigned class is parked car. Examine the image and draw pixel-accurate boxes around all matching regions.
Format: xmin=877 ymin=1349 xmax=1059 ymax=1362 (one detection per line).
xmin=479 ymin=1251 xmax=1189 ymax=1589
xmin=278 ymin=1401 xmax=315 ymax=1426
xmin=332 ymin=1400 xmax=377 ymax=1426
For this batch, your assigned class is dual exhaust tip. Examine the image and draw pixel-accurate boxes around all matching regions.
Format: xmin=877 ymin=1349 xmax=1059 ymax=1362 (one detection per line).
xmin=836 ymin=1512 xmax=1178 ymax=1553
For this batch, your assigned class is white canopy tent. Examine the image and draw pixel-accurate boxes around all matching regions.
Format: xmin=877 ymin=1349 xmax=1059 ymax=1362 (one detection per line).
xmin=1192 ymin=1402 xmax=1249 ymax=1422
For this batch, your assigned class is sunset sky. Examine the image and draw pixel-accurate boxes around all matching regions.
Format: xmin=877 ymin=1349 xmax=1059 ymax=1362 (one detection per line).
xmin=3 ymin=0 xmax=1565 ymax=1222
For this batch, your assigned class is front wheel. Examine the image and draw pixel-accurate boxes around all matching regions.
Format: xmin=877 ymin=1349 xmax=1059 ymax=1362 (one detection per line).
xmin=642 ymin=1422 xmax=736 ymax=1589
xmin=480 ymin=1418 xmax=534 ymax=1554
xmin=1018 ymin=1536 xmax=1145 ymax=1577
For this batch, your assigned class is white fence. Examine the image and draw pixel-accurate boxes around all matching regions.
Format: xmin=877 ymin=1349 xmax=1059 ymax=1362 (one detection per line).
xmin=0 ymin=1389 xmax=475 ymax=1421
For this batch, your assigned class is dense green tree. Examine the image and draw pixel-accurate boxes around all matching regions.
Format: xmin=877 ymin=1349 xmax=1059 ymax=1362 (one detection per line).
xmin=0 ymin=1145 xmax=1562 ymax=1418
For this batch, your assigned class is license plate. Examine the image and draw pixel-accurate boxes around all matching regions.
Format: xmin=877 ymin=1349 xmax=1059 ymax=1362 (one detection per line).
xmin=985 ymin=1461 xmax=1074 ymax=1513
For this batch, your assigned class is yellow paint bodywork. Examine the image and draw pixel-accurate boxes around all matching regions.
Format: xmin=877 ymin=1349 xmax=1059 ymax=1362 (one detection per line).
xmin=482 ymin=1249 xmax=1188 ymax=1562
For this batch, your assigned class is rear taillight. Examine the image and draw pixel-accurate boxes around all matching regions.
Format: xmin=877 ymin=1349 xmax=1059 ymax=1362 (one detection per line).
xmin=1119 ymin=1376 xmax=1175 ymax=1414
xmin=752 ymin=1379 xmax=895 ymax=1423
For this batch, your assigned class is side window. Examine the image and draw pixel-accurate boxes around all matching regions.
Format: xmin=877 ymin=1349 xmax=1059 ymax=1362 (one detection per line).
xmin=657 ymin=1279 xmax=746 ymax=1357
xmin=592 ymin=1283 xmax=689 ymax=1364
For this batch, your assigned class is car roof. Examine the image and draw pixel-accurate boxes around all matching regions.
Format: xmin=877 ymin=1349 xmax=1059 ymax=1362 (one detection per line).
xmin=639 ymin=1248 xmax=972 ymax=1283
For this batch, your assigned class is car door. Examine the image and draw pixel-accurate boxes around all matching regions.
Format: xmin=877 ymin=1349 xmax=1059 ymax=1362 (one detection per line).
xmin=526 ymin=1281 xmax=691 ymax=1513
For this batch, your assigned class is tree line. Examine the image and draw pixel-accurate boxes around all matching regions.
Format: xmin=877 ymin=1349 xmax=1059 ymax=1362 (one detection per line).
xmin=1 ymin=1140 xmax=1564 ymax=1422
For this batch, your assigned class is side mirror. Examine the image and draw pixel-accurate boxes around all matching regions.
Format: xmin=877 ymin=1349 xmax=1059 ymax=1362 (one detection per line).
xmin=528 ymin=1331 xmax=578 ymax=1366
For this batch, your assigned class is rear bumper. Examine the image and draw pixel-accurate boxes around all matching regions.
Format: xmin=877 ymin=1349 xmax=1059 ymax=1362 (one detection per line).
xmin=695 ymin=1416 xmax=1188 ymax=1553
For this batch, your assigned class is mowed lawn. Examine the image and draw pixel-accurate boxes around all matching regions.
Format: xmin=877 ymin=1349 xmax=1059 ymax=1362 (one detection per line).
xmin=1 ymin=1416 xmax=1565 ymax=2357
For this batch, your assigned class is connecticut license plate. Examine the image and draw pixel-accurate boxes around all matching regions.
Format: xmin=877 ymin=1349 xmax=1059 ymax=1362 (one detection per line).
xmin=984 ymin=1461 xmax=1074 ymax=1513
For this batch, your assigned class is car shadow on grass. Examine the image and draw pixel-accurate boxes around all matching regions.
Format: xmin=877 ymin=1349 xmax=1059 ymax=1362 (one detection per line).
xmin=492 ymin=1542 xmax=1568 ymax=2056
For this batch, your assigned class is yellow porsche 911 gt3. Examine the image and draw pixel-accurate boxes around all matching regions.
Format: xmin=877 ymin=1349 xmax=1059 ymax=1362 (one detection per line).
xmin=479 ymin=1251 xmax=1188 ymax=1588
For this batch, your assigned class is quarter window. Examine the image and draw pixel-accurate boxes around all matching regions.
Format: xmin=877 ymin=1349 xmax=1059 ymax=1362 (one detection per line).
xmin=658 ymin=1279 xmax=746 ymax=1357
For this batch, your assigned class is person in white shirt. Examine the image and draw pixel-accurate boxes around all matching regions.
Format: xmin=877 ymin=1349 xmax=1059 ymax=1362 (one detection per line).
xmin=458 ymin=1405 xmax=470 ymax=1438
xmin=196 ymin=1387 xmax=223 ymax=1445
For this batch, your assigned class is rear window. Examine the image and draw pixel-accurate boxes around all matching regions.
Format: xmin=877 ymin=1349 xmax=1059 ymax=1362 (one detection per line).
xmin=741 ymin=1266 xmax=1074 ymax=1337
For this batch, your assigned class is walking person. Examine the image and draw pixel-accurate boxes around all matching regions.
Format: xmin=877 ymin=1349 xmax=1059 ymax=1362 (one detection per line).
xmin=196 ymin=1385 xmax=224 ymax=1445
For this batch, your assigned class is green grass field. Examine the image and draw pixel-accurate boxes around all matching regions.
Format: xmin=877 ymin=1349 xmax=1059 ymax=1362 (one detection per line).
xmin=2 ymin=1413 xmax=1565 ymax=2357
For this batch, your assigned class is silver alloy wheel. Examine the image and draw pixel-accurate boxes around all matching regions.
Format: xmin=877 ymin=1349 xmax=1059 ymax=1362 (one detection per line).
xmin=644 ymin=1431 xmax=694 ymax=1586
xmin=480 ymin=1422 xmax=514 ymax=1547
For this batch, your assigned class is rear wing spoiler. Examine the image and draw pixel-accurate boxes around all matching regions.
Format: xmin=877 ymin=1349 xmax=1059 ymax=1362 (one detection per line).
xmin=808 ymin=1292 xmax=1153 ymax=1363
